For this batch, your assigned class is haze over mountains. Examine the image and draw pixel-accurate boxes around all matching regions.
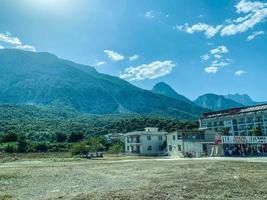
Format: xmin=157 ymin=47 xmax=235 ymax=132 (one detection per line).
xmin=0 ymin=49 xmax=207 ymax=119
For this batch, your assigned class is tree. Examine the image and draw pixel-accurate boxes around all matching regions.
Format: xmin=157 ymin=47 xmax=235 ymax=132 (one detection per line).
xmin=35 ymin=143 xmax=48 ymax=152
xmin=109 ymin=143 xmax=123 ymax=158
xmin=71 ymin=142 xmax=88 ymax=155
xmin=1 ymin=131 xmax=18 ymax=143
xmin=17 ymin=135 xmax=28 ymax=153
xmin=55 ymin=132 xmax=67 ymax=143
xmin=86 ymin=137 xmax=104 ymax=153
xmin=252 ymin=127 xmax=263 ymax=136
xmin=68 ymin=132 xmax=84 ymax=143
xmin=221 ymin=127 xmax=230 ymax=136
xmin=4 ymin=144 xmax=17 ymax=153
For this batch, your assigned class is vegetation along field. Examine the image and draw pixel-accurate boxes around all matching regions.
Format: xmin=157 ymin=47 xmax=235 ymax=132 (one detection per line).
xmin=1 ymin=157 xmax=267 ymax=200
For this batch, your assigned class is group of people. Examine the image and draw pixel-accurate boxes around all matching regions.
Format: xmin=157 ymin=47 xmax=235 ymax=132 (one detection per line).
xmin=224 ymin=144 xmax=267 ymax=156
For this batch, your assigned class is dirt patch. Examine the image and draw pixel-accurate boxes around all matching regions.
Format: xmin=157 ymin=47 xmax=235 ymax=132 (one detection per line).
xmin=1 ymin=158 xmax=267 ymax=200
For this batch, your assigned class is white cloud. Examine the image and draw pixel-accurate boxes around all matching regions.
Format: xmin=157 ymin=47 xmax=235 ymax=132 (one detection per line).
xmin=175 ymin=23 xmax=221 ymax=38
xmin=235 ymin=70 xmax=246 ymax=76
xmin=0 ymin=32 xmax=36 ymax=52
xmin=176 ymin=0 xmax=267 ymax=38
xmin=200 ymin=54 xmax=210 ymax=61
xmin=104 ymin=50 xmax=124 ymax=62
xmin=13 ymin=45 xmax=36 ymax=52
xmin=129 ymin=54 xmax=139 ymax=61
xmin=0 ymin=33 xmax=22 ymax=45
xmin=205 ymin=66 xmax=219 ymax=74
xmin=145 ymin=10 xmax=156 ymax=19
xmin=210 ymin=45 xmax=228 ymax=54
xmin=0 ymin=45 xmax=4 ymax=49
xmin=119 ymin=60 xmax=175 ymax=81
xmin=95 ymin=61 xmax=106 ymax=66
xmin=214 ymin=54 xmax=222 ymax=59
xmin=247 ymin=30 xmax=264 ymax=41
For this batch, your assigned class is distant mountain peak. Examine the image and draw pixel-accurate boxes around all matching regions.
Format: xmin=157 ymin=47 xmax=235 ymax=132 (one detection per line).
xmin=224 ymin=93 xmax=255 ymax=106
xmin=152 ymin=82 xmax=192 ymax=104
xmin=194 ymin=93 xmax=244 ymax=111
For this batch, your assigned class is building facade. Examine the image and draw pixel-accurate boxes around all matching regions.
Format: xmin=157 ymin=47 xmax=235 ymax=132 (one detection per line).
xmin=167 ymin=130 xmax=215 ymax=157
xmin=200 ymin=104 xmax=267 ymax=156
xmin=199 ymin=104 xmax=267 ymax=136
xmin=124 ymin=127 xmax=167 ymax=156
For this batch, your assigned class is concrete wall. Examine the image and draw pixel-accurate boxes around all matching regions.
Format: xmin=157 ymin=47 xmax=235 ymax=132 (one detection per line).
xmin=167 ymin=132 xmax=206 ymax=157
xmin=139 ymin=134 xmax=166 ymax=156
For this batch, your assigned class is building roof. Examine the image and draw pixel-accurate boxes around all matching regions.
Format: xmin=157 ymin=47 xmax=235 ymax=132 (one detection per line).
xmin=201 ymin=103 xmax=267 ymax=119
xmin=124 ymin=131 xmax=167 ymax=136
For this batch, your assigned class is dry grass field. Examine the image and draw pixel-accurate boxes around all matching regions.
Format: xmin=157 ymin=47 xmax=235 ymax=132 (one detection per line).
xmin=1 ymin=155 xmax=267 ymax=200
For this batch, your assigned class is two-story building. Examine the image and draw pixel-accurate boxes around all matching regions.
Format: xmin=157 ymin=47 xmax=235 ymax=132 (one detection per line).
xmin=167 ymin=130 xmax=217 ymax=157
xmin=124 ymin=127 xmax=167 ymax=156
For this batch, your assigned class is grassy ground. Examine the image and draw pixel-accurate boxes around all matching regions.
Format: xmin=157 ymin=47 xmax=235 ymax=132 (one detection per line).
xmin=1 ymin=156 xmax=267 ymax=200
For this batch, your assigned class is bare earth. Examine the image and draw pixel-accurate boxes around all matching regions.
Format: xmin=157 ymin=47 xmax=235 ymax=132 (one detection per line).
xmin=1 ymin=157 xmax=267 ymax=200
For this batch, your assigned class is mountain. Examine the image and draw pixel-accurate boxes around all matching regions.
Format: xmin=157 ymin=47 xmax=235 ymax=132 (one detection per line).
xmin=224 ymin=94 xmax=262 ymax=106
xmin=151 ymin=82 xmax=192 ymax=104
xmin=0 ymin=49 xmax=208 ymax=119
xmin=194 ymin=94 xmax=244 ymax=111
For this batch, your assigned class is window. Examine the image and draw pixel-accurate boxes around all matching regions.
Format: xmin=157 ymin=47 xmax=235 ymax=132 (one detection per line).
xmin=159 ymin=136 xmax=162 ymax=141
xmin=127 ymin=146 xmax=129 ymax=151
xmin=178 ymin=145 xmax=182 ymax=151
xmin=147 ymin=146 xmax=152 ymax=151
xmin=169 ymin=145 xmax=172 ymax=151
xmin=147 ymin=135 xmax=151 ymax=141
xmin=173 ymin=135 xmax=176 ymax=140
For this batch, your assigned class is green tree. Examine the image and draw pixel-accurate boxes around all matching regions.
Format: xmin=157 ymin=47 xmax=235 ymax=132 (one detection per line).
xmin=4 ymin=144 xmax=17 ymax=153
xmin=86 ymin=137 xmax=104 ymax=153
xmin=71 ymin=142 xmax=88 ymax=155
xmin=1 ymin=131 xmax=18 ymax=143
xmin=17 ymin=135 xmax=28 ymax=153
xmin=109 ymin=143 xmax=123 ymax=158
xmin=252 ymin=127 xmax=263 ymax=136
xmin=55 ymin=132 xmax=67 ymax=143
xmin=68 ymin=132 xmax=84 ymax=143
xmin=221 ymin=127 xmax=230 ymax=136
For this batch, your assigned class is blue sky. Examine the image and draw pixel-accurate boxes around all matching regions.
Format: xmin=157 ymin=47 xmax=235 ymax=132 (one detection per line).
xmin=0 ymin=0 xmax=267 ymax=101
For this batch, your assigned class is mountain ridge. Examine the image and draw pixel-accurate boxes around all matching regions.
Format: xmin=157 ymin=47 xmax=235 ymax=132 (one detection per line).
xmin=0 ymin=49 xmax=208 ymax=119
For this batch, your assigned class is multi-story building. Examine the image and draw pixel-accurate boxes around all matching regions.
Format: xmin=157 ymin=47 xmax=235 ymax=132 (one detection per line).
xmin=199 ymin=104 xmax=267 ymax=136
xmin=124 ymin=127 xmax=167 ymax=156
xmin=167 ymin=130 xmax=216 ymax=157
xmin=200 ymin=104 xmax=267 ymax=156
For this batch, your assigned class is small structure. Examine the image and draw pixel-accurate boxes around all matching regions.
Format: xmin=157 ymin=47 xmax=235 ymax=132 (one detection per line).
xmin=167 ymin=130 xmax=215 ymax=157
xmin=124 ymin=127 xmax=167 ymax=156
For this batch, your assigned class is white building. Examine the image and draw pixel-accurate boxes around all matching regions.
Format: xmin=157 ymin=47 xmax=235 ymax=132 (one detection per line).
xmin=200 ymin=104 xmax=267 ymax=156
xmin=124 ymin=127 xmax=167 ymax=156
xmin=199 ymin=104 xmax=267 ymax=136
xmin=167 ymin=130 xmax=215 ymax=157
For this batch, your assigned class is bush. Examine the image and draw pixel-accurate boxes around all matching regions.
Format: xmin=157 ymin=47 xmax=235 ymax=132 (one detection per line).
xmin=71 ymin=142 xmax=88 ymax=155
xmin=4 ymin=144 xmax=17 ymax=153
xmin=55 ymin=132 xmax=67 ymax=143
xmin=1 ymin=132 xmax=18 ymax=143
xmin=68 ymin=132 xmax=84 ymax=143
xmin=48 ymin=143 xmax=69 ymax=152
xmin=17 ymin=135 xmax=28 ymax=153
xmin=34 ymin=143 xmax=49 ymax=152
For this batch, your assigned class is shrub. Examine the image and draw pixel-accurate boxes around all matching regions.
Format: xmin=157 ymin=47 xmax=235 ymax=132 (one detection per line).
xmin=17 ymin=135 xmax=28 ymax=153
xmin=4 ymin=144 xmax=17 ymax=153
xmin=68 ymin=132 xmax=84 ymax=143
xmin=71 ymin=142 xmax=88 ymax=155
xmin=35 ymin=143 xmax=49 ymax=152
xmin=1 ymin=132 xmax=18 ymax=143
xmin=55 ymin=132 xmax=67 ymax=143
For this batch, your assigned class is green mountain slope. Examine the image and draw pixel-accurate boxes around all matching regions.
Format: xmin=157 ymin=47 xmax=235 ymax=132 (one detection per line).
xmin=0 ymin=49 xmax=208 ymax=119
